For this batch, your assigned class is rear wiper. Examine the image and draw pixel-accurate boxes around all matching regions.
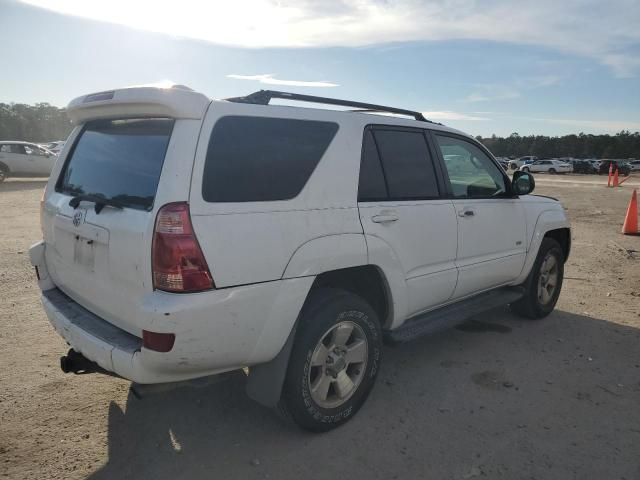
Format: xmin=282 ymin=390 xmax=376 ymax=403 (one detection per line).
xmin=68 ymin=193 xmax=125 ymax=214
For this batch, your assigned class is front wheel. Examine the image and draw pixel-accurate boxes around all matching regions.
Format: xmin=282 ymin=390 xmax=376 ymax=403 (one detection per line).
xmin=549 ymin=168 xmax=556 ymax=174
xmin=280 ymin=288 xmax=382 ymax=432
xmin=522 ymin=167 xmax=530 ymax=172
xmin=512 ymin=238 xmax=564 ymax=319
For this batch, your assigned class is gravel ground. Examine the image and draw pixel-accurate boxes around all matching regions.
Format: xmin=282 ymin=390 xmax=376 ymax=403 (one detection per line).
xmin=1 ymin=174 xmax=639 ymax=480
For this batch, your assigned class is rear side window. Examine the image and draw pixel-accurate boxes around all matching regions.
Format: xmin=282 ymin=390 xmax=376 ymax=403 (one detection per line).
xmin=57 ymin=118 xmax=174 ymax=211
xmin=202 ymin=116 xmax=339 ymax=202
xmin=358 ymin=130 xmax=387 ymax=201
xmin=372 ymin=129 xmax=440 ymax=199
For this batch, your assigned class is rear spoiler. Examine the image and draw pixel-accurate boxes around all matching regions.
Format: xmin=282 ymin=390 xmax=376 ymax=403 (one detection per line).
xmin=67 ymin=85 xmax=211 ymax=124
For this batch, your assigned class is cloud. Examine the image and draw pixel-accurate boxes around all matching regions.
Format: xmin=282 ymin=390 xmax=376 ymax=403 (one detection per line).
xmin=463 ymin=74 xmax=562 ymax=103
xmin=511 ymin=115 xmax=640 ymax=133
xmin=21 ymin=0 xmax=640 ymax=76
xmin=600 ymin=54 xmax=640 ymax=78
xmin=464 ymin=88 xmax=521 ymax=103
xmin=422 ymin=111 xmax=489 ymax=121
xmin=227 ymin=74 xmax=338 ymax=88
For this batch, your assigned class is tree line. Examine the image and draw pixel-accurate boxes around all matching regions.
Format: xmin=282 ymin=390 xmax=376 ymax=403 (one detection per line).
xmin=0 ymin=103 xmax=72 ymax=143
xmin=1 ymin=102 xmax=639 ymax=159
xmin=477 ymin=131 xmax=640 ymax=159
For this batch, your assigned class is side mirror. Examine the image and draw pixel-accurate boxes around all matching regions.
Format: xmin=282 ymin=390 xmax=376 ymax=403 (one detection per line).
xmin=512 ymin=171 xmax=535 ymax=195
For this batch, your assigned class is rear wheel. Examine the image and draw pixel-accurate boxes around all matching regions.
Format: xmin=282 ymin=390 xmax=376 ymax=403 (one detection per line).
xmin=512 ymin=238 xmax=564 ymax=319
xmin=280 ymin=288 xmax=382 ymax=432
xmin=0 ymin=165 xmax=8 ymax=183
xmin=549 ymin=168 xmax=556 ymax=174
xmin=522 ymin=167 xmax=530 ymax=172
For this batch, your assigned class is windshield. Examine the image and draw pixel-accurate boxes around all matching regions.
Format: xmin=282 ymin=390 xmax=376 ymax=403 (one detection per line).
xmin=57 ymin=118 xmax=174 ymax=211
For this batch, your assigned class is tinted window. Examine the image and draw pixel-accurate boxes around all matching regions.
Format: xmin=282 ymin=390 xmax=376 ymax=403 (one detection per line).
xmin=436 ymin=135 xmax=507 ymax=198
xmin=202 ymin=116 xmax=338 ymax=202
xmin=358 ymin=130 xmax=387 ymax=201
xmin=373 ymin=129 xmax=439 ymax=199
xmin=25 ymin=145 xmax=46 ymax=156
xmin=57 ymin=118 xmax=174 ymax=210
xmin=10 ymin=144 xmax=26 ymax=154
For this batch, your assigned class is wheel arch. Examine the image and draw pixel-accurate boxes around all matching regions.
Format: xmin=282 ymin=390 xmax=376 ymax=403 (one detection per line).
xmin=543 ymin=227 xmax=571 ymax=262
xmin=514 ymin=209 xmax=571 ymax=285
xmin=310 ymin=264 xmax=393 ymax=329
xmin=246 ymin=264 xmax=395 ymax=408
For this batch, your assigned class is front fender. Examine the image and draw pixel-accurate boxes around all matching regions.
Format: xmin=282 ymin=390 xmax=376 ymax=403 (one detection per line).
xmin=514 ymin=209 xmax=570 ymax=285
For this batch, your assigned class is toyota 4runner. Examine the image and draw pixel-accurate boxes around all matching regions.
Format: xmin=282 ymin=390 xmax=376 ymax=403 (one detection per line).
xmin=30 ymin=84 xmax=570 ymax=431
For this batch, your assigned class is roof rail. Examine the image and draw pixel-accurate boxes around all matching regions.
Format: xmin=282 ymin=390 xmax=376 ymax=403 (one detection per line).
xmin=224 ymin=90 xmax=432 ymax=123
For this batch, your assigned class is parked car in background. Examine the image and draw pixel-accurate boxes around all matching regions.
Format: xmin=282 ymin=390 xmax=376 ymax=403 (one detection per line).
xmin=598 ymin=160 xmax=631 ymax=176
xmin=509 ymin=155 xmax=538 ymax=170
xmin=495 ymin=157 xmax=510 ymax=170
xmin=520 ymin=159 xmax=572 ymax=174
xmin=0 ymin=141 xmax=57 ymax=181
xmin=40 ymin=141 xmax=66 ymax=155
xmin=572 ymin=160 xmax=597 ymax=174
xmin=629 ymin=160 xmax=640 ymax=171
xmin=587 ymin=159 xmax=602 ymax=171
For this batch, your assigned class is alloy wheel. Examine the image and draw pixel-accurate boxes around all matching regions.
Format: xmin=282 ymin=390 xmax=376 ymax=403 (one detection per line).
xmin=308 ymin=321 xmax=368 ymax=409
xmin=538 ymin=253 xmax=559 ymax=305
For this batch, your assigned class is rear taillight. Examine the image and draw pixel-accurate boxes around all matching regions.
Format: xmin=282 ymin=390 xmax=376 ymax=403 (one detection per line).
xmin=152 ymin=202 xmax=214 ymax=293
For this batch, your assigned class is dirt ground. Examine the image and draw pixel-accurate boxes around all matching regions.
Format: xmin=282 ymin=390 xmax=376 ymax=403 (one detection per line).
xmin=1 ymin=174 xmax=639 ymax=480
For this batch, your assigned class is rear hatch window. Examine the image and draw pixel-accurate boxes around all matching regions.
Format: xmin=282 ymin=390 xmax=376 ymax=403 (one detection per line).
xmin=57 ymin=118 xmax=174 ymax=210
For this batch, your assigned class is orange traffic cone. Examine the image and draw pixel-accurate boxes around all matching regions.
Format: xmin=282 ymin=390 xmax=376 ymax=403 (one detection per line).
xmin=622 ymin=189 xmax=638 ymax=235
xmin=607 ymin=163 xmax=613 ymax=187
xmin=613 ymin=168 xmax=620 ymax=187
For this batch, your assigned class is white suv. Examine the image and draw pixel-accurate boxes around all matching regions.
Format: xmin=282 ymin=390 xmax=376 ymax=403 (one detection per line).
xmin=30 ymin=85 xmax=570 ymax=431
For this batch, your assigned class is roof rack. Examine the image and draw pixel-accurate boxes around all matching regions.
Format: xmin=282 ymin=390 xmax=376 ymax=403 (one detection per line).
xmin=225 ymin=90 xmax=432 ymax=123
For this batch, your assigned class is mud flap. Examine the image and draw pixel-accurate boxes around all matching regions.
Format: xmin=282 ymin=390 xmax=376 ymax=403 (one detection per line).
xmin=245 ymin=323 xmax=297 ymax=408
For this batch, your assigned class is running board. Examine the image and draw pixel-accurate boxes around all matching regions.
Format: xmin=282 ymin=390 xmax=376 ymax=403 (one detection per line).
xmin=385 ymin=287 xmax=524 ymax=343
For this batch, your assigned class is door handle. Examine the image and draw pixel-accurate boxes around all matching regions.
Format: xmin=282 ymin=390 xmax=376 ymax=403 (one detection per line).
xmin=371 ymin=213 xmax=399 ymax=223
xmin=458 ymin=209 xmax=475 ymax=217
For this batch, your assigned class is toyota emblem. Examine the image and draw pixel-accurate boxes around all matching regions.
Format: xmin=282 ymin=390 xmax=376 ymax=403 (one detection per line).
xmin=72 ymin=210 xmax=83 ymax=227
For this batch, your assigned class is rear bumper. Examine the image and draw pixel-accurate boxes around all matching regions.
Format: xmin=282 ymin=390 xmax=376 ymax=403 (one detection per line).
xmin=30 ymin=241 xmax=315 ymax=384
xmin=43 ymin=288 xmax=140 ymax=378
xmin=41 ymin=288 xmax=217 ymax=383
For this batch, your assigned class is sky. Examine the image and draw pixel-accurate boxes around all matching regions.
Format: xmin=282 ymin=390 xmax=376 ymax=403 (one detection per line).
xmin=1 ymin=0 xmax=639 ymax=137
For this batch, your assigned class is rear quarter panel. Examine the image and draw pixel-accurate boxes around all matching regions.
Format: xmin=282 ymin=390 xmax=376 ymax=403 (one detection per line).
xmin=189 ymin=101 xmax=365 ymax=287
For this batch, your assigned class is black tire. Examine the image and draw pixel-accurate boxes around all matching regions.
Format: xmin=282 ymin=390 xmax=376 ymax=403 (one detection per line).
xmin=0 ymin=164 xmax=8 ymax=183
xmin=512 ymin=238 xmax=564 ymax=319
xmin=522 ymin=167 xmax=530 ymax=172
xmin=279 ymin=288 xmax=382 ymax=432
xmin=549 ymin=168 xmax=556 ymax=174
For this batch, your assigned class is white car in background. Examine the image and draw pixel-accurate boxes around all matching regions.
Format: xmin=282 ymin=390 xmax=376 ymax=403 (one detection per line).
xmin=520 ymin=159 xmax=572 ymax=174
xmin=509 ymin=156 xmax=538 ymax=170
xmin=629 ymin=160 xmax=640 ymax=171
xmin=0 ymin=141 xmax=57 ymax=181
xmin=40 ymin=141 xmax=66 ymax=155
